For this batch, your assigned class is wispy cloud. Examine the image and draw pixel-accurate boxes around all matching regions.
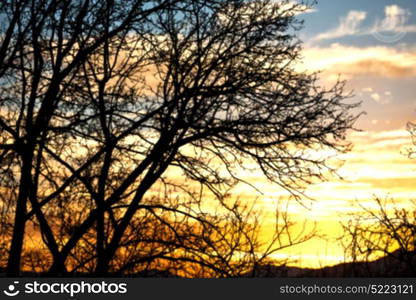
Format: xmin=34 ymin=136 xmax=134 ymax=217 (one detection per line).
xmin=373 ymin=5 xmax=411 ymax=32
xmin=315 ymin=10 xmax=367 ymax=41
xmin=313 ymin=5 xmax=416 ymax=42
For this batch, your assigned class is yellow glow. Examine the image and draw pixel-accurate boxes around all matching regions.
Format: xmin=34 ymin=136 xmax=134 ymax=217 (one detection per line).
xmin=253 ymin=128 xmax=415 ymax=268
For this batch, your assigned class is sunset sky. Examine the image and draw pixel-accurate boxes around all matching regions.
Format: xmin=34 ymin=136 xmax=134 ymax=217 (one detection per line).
xmin=248 ymin=0 xmax=416 ymax=267
xmin=3 ymin=0 xmax=416 ymax=275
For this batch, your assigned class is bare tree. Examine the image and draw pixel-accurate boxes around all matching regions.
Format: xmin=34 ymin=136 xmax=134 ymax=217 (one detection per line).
xmin=1 ymin=0 xmax=359 ymax=276
xmin=0 ymin=0 xmax=177 ymax=275
xmin=341 ymin=197 xmax=416 ymax=276
xmin=340 ymin=122 xmax=416 ymax=277
xmin=63 ymin=195 xmax=315 ymax=277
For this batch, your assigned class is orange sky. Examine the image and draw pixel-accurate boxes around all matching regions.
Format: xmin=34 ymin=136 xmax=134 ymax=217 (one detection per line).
xmin=251 ymin=129 xmax=415 ymax=267
xmin=7 ymin=0 xmax=416 ymax=271
xmin=241 ymin=1 xmax=416 ymax=267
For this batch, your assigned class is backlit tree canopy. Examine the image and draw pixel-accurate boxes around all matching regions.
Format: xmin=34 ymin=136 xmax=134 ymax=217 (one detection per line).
xmin=0 ymin=0 xmax=359 ymax=276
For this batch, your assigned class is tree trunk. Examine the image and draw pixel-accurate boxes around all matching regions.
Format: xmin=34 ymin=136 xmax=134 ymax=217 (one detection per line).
xmin=48 ymin=257 xmax=68 ymax=276
xmin=6 ymin=150 xmax=33 ymax=275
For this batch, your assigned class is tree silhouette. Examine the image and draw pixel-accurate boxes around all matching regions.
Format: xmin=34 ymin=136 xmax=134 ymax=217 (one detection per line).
xmin=0 ymin=0 xmax=358 ymax=276
xmin=340 ymin=123 xmax=416 ymax=276
xmin=341 ymin=197 xmax=416 ymax=276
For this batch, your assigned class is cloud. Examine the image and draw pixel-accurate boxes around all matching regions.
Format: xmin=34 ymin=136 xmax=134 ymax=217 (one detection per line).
xmin=348 ymin=129 xmax=413 ymax=153
xmin=370 ymin=93 xmax=380 ymax=102
xmin=362 ymin=87 xmax=373 ymax=92
xmin=335 ymin=59 xmax=416 ymax=78
xmin=315 ymin=10 xmax=367 ymax=41
xmin=349 ymin=128 xmax=411 ymax=141
xmin=373 ymin=5 xmax=411 ymax=32
xmin=361 ymin=89 xmax=391 ymax=105
xmin=313 ymin=5 xmax=416 ymax=42
xmin=359 ymin=177 xmax=416 ymax=190
xmin=301 ymin=44 xmax=416 ymax=79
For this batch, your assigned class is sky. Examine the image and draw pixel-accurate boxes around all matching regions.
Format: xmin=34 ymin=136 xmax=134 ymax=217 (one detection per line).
xmin=5 ymin=0 xmax=415 ymax=272
xmin=252 ymin=0 xmax=416 ymax=267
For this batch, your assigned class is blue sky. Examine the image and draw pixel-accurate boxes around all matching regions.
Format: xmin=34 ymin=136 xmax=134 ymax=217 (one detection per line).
xmin=293 ymin=0 xmax=416 ymax=131
xmin=301 ymin=0 xmax=416 ymax=46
